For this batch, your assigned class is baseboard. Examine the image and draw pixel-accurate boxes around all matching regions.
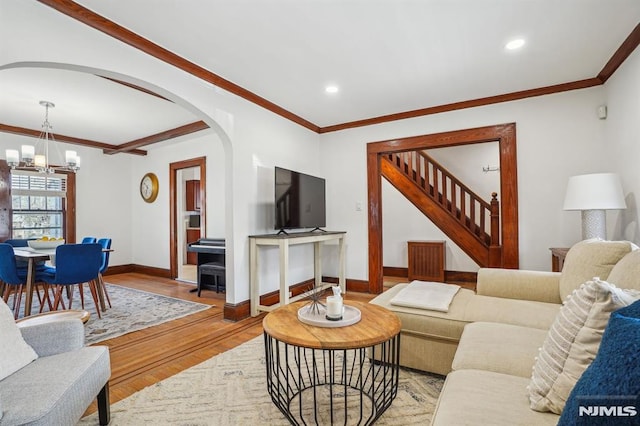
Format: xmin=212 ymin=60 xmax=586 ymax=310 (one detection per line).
xmin=383 ymin=266 xmax=477 ymax=287
xmin=224 ymin=277 xmax=372 ymax=322
xmin=103 ymin=264 xmax=135 ymax=275
xmin=383 ymin=267 xmax=408 ymax=278
xmin=104 ymin=264 xmax=172 ymax=278
xmin=223 ymin=300 xmax=250 ymax=322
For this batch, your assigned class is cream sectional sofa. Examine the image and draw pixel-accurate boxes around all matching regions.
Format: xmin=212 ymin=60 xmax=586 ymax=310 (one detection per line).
xmin=370 ymin=239 xmax=640 ymax=424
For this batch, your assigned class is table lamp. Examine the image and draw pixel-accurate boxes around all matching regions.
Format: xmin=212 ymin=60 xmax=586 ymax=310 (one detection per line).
xmin=563 ymin=172 xmax=626 ymax=240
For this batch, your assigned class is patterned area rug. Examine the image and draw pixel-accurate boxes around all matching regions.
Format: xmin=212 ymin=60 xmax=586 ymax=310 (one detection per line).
xmin=23 ymin=283 xmax=212 ymax=344
xmin=79 ymin=336 xmax=444 ymax=425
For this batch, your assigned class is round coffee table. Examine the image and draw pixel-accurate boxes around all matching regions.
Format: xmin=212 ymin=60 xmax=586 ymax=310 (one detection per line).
xmin=262 ymin=300 xmax=401 ymax=425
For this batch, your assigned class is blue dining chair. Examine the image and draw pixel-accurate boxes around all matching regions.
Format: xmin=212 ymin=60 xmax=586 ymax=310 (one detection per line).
xmin=81 ymin=237 xmax=98 ymax=244
xmin=39 ymin=243 xmax=103 ymax=318
xmin=97 ymin=238 xmax=112 ymax=308
xmin=0 ymin=243 xmax=30 ymax=319
xmin=4 ymin=238 xmax=46 ymax=272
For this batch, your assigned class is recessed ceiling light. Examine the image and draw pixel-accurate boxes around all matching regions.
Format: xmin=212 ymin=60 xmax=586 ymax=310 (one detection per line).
xmin=505 ymin=38 xmax=525 ymax=50
xmin=325 ymin=85 xmax=339 ymax=94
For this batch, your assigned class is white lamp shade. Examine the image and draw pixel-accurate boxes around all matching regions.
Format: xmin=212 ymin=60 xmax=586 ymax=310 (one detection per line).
xmin=65 ymin=150 xmax=77 ymax=165
xmin=34 ymin=154 xmax=46 ymax=168
xmin=21 ymin=145 xmax=35 ymax=161
xmin=563 ymin=173 xmax=627 ymax=211
xmin=6 ymin=149 xmax=19 ymax=163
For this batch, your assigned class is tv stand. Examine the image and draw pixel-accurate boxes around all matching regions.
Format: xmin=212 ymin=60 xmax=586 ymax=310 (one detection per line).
xmin=249 ymin=231 xmax=346 ymax=317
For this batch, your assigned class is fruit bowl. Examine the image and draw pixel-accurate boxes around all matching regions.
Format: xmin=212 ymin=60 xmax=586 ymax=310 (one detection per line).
xmin=27 ymin=239 xmax=65 ymax=250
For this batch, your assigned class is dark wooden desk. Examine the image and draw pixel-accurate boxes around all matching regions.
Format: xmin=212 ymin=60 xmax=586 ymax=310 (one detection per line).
xmin=550 ymin=247 xmax=569 ymax=272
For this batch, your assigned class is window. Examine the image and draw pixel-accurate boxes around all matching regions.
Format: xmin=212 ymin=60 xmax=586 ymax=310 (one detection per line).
xmin=11 ymin=171 xmax=67 ymax=239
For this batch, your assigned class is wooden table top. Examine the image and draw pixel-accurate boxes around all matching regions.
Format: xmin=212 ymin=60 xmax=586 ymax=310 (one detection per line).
xmin=16 ymin=310 xmax=91 ymax=327
xmin=262 ymin=300 xmax=401 ymax=350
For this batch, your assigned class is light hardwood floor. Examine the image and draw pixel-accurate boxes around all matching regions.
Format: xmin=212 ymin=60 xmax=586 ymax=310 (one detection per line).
xmin=88 ymin=272 xmax=375 ymax=414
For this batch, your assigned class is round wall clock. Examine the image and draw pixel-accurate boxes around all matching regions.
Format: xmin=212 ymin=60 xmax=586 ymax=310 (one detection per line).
xmin=140 ymin=172 xmax=159 ymax=203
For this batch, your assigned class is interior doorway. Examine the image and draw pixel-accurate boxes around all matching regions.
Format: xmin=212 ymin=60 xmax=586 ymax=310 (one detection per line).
xmin=170 ymin=157 xmax=207 ymax=282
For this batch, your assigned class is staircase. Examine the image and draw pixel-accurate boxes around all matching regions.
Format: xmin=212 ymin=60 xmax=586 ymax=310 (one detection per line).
xmin=381 ymin=150 xmax=503 ymax=267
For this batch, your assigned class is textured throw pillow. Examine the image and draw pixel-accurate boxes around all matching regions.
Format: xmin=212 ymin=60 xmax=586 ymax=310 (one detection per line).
xmin=558 ymin=300 xmax=640 ymax=426
xmin=0 ymin=299 xmax=38 ymax=381
xmin=528 ymin=278 xmax=640 ymax=414
xmin=558 ymin=239 xmax=634 ymax=302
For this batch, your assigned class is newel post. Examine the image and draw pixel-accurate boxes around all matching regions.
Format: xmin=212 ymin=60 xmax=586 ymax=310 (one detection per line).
xmin=488 ymin=192 xmax=503 ymax=267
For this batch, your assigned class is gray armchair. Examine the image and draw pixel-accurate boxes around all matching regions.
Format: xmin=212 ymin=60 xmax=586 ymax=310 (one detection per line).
xmin=0 ymin=319 xmax=110 ymax=425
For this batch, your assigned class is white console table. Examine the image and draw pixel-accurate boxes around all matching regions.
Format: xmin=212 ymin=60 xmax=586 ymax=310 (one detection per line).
xmin=249 ymin=231 xmax=346 ymax=317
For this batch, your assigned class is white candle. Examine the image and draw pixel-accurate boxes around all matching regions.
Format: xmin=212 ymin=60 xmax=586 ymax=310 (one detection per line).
xmin=326 ymin=295 xmax=343 ymax=319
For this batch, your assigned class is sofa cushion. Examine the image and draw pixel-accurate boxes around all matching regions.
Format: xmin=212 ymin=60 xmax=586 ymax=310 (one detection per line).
xmin=558 ymin=239 xmax=633 ymax=302
xmin=431 ymin=370 xmax=559 ymax=426
xmin=606 ymin=249 xmax=640 ymax=291
xmin=0 ymin=346 xmax=110 ymax=426
xmin=558 ymin=299 xmax=640 ymax=426
xmin=452 ymin=322 xmax=548 ymax=377
xmin=0 ymin=300 xmax=38 ymax=381
xmin=528 ymin=279 xmax=640 ymax=414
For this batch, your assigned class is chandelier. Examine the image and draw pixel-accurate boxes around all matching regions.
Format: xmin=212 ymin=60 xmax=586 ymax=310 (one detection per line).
xmin=5 ymin=101 xmax=80 ymax=173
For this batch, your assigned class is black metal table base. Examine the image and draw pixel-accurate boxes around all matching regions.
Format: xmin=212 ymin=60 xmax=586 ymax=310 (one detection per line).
xmin=264 ymin=333 xmax=401 ymax=425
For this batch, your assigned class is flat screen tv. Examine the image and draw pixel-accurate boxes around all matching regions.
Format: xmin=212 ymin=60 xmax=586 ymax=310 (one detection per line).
xmin=274 ymin=166 xmax=326 ymax=232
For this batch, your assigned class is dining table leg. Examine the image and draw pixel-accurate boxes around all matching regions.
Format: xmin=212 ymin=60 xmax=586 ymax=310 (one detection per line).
xmin=96 ymin=275 xmax=107 ymax=312
xmin=24 ymin=258 xmax=35 ymax=317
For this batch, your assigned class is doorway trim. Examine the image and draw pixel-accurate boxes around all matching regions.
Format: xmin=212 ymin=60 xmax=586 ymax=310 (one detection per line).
xmin=367 ymin=123 xmax=519 ymax=294
xmin=170 ymin=156 xmax=207 ymax=279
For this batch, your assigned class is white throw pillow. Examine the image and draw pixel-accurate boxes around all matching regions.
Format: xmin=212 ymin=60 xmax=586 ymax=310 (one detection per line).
xmin=528 ymin=278 xmax=640 ymax=414
xmin=0 ymin=299 xmax=38 ymax=381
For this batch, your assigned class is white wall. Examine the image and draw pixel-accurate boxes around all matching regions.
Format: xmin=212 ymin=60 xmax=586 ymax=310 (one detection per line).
xmin=0 ymin=133 xmax=133 ymax=267
xmin=604 ymin=47 xmax=640 ymax=245
xmin=321 ymin=86 xmax=608 ymax=276
xmin=1 ymin=0 xmax=322 ymax=305
xmin=3 ymin=0 xmax=638 ymax=301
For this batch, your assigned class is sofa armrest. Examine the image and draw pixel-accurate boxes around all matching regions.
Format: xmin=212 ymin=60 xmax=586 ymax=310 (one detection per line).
xmin=19 ymin=319 xmax=85 ymax=357
xmin=476 ymin=268 xmax=562 ymax=304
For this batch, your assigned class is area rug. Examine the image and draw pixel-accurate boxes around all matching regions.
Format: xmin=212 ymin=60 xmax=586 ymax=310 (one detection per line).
xmin=23 ymin=283 xmax=212 ymax=344
xmin=78 ymin=336 xmax=444 ymax=425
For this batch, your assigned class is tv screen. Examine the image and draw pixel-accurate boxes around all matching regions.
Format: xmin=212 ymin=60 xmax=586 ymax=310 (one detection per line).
xmin=274 ymin=167 xmax=326 ymax=231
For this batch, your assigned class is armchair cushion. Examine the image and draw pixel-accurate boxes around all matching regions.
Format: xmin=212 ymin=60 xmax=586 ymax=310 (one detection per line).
xmin=19 ymin=319 xmax=84 ymax=357
xmin=528 ymin=278 xmax=640 ymax=414
xmin=0 ymin=300 xmax=37 ymax=381
xmin=558 ymin=239 xmax=634 ymax=302
xmin=0 ymin=345 xmax=110 ymax=425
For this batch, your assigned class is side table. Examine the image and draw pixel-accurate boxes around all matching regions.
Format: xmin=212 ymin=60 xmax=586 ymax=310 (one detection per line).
xmin=550 ymin=247 xmax=569 ymax=272
xmin=262 ymin=301 xmax=401 ymax=425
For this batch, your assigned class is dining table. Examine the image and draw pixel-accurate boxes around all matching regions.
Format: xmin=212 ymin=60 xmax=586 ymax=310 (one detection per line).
xmin=13 ymin=247 xmax=53 ymax=317
xmin=13 ymin=246 xmax=112 ymax=318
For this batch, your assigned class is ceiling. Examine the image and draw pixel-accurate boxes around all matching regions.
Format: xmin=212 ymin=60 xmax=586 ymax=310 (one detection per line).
xmin=1 ymin=0 xmax=639 ymax=154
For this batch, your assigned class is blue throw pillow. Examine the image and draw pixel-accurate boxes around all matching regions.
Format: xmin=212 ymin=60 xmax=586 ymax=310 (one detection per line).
xmin=558 ymin=300 xmax=640 ymax=426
